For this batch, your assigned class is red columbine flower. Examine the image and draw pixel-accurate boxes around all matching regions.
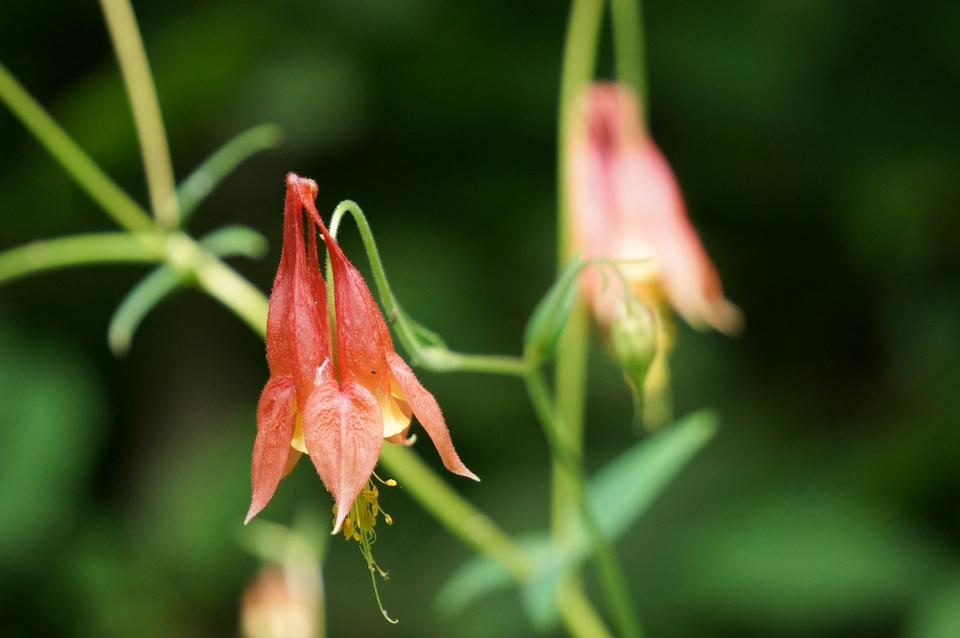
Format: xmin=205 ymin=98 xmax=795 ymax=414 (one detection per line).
xmin=246 ymin=174 xmax=477 ymax=533
xmin=568 ymin=82 xmax=740 ymax=334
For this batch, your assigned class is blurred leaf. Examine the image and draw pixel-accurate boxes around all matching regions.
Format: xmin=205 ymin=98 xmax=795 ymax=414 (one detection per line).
xmin=673 ymin=490 xmax=946 ymax=633
xmin=0 ymin=318 xmax=105 ymax=567
xmin=437 ymin=411 xmax=717 ymax=625
xmin=177 ymin=123 xmax=284 ymax=222
xmin=64 ymin=523 xmax=180 ymax=638
xmin=129 ymin=409 xmax=254 ymax=607
xmin=523 ymin=257 xmax=584 ymax=364
xmin=573 ymin=410 xmax=718 ymax=546
xmin=907 ymin=577 xmax=960 ymax=638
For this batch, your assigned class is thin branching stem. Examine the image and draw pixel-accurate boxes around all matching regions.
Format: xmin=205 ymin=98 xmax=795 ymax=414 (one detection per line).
xmin=100 ymin=0 xmax=180 ymax=228
xmin=0 ymin=232 xmax=165 ymax=285
xmin=0 ymin=64 xmax=153 ymax=231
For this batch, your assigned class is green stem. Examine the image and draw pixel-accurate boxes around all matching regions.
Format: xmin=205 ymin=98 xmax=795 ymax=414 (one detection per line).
xmin=162 ymin=233 xmax=269 ymax=336
xmin=556 ymin=0 xmax=605 ymax=263
xmin=378 ymin=445 xmax=533 ymax=581
xmin=0 ymin=64 xmax=153 ymax=231
xmin=610 ymin=0 xmax=648 ymax=119
xmin=99 ymin=0 xmax=179 ymax=228
xmin=554 ymin=0 xmax=603 ymax=611
xmin=327 ymin=200 xmax=527 ymax=377
xmin=107 ymin=225 xmax=267 ymax=354
xmin=558 ymin=578 xmax=614 ymax=638
xmin=525 ymin=368 xmax=642 ymax=638
xmin=0 ymin=232 xmax=165 ymax=285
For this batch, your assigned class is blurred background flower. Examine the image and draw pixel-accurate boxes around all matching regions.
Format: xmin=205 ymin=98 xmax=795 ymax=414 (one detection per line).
xmin=1 ymin=1 xmax=958 ymax=636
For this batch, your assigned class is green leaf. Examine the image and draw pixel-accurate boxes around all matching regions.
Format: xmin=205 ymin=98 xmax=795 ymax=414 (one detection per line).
xmin=523 ymin=257 xmax=586 ymax=364
xmin=907 ymin=578 xmax=960 ymax=638
xmin=177 ymin=123 xmax=284 ymax=222
xmin=108 ymin=225 xmax=267 ymax=355
xmin=436 ymin=411 xmax=718 ymax=624
xmin=573 ymin=410 xmax=718 ymax=549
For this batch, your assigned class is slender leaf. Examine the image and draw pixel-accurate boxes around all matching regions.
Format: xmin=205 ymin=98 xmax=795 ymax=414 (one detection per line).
xmin=436 ymin=411 xmax=718 ymax=622
xmin=107 ymin=225 xmax=267 ymax=354
xmin=523 ymin=256 xmax=586 ymax=363
xmin=177 ymin=124 xmax=284 ymax=222
xmin=0 ymin=64 xmax=152 ymax=231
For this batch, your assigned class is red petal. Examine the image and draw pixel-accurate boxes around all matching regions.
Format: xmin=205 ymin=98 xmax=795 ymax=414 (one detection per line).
xmin=296 ymin=181 xmax=391 ymax=402
xmin=266 ymin=176 xmax=329 ymax=402
xmin=246 ymin=376 xmax=298 ymax=524
xmin=385 ymin=351 xmax=479 ymax=481
xmin=302 ymin=376 xmax=384 ymax=534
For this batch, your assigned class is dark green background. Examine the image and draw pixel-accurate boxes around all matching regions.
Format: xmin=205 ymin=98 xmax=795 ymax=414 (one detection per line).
xmin=2 ymin=1 xmax=959 ymax=636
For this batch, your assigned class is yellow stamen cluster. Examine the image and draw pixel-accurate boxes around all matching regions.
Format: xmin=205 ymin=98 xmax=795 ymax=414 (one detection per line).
xmin=333 ymin=473 xmax=399 ymax=623
xmin=339 ymin=482 xmax=394 ymax=543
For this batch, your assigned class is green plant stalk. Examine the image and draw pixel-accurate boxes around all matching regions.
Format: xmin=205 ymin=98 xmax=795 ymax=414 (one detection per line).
xmin=610 ymin=0 xmax=647 ymax=118
xmin=0 ymin=64 xmax=153 ymax=231
xmin=525 ymin=369 xmax=642 ymax=638
xmin=553 ymin=5 xmax=604 ymax=630
xmin=0 ymin=232 xmax=165 ymax=284
xmin=99 ymin=0 xmax=179 ymax=228
xmin=107 ymin=225 xmax=268 ymax=354
xmin=378 ymin=445 xmax=533 ymax=581
xmin=163 ymin=233 xmax=269 ymax=336
xmin=559 ymin=578 xmax=614 ymax=638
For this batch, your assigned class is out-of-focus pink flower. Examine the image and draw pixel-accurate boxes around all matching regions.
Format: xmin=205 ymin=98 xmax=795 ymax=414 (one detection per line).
xmin=568 ymin=82 xmax=741 ymax=334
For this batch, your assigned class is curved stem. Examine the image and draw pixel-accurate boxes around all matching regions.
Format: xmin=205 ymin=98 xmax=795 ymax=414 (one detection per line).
xmin=525 ymin=368 xmax=643 ymax=638
xmin=0 ymin=232 xmax=165 ymax=285
xmin=100 ymin=0 xmax=179 ymax=228
xmin=178 ymin=124 xmax=284 ymax=222
xmin=327 ymin=200 xmax=527 ymax=377
xmin=0 ymin=64 xmax=153 ymax=231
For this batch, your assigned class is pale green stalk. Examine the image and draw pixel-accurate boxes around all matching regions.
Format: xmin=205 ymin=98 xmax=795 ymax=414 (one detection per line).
xmin=554 ymin=0 xmax=604 ymax=539
xmin=100 ymin=0 xmax=179 ymax=228
xmin=610 ymin=0 xmax=647 ymax=118
xmin=164 ymin=233 xmax=269 ymax=336
xmin=378 ymin=446 xmax=533 ymax=581
xmin=553 ymin=1 xmax=609 ymax=633
xmin=178 ymin=124 xmax=284 ymax=221
xmin=0 ymin=64 xmax=152 ymax=231
xmin=0 ymin=232 xmax=165 ymax=284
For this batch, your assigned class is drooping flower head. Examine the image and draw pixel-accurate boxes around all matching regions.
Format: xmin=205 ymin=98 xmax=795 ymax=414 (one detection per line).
xmin=568 ymin=82 xmax=741 ymax=334
xmin=567 ymin=83 xmax=741 ymax=427
xmin=247 ymin=174 xmax=476 ymax=534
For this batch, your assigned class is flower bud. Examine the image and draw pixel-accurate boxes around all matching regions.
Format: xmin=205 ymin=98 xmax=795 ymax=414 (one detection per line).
xmin=609 ymin=300 xmax=658 ymax=424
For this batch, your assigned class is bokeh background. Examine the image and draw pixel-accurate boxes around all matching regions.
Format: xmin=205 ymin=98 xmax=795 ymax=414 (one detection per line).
xmin=2 ymin=1 xmax=959 ymax=636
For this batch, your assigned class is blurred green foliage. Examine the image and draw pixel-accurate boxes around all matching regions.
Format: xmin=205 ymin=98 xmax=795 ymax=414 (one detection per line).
xmin=2 ymin=0 xmax=959 ymax=636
